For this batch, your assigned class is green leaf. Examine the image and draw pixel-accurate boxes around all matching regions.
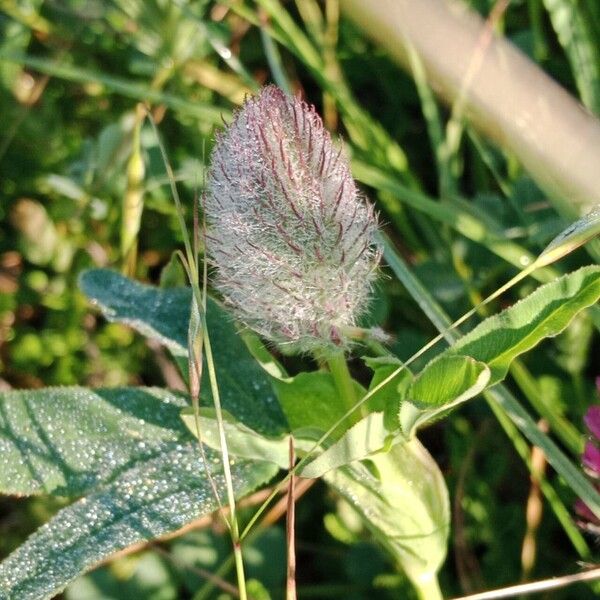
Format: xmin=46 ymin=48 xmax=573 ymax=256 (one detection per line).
xmin=537 ymin=204 xmax=600 ymax=267
xmin=360 ymin=166 xmax=554 ymax=284
xmin=407 ymin=355 xmax=489 ymax=409
xmin=449 ymin=265 xmax=600 ymax=384
xmin=0 ymin=387 xmax=278 ymax=599
xmin=0 ymin=387 xmax=190 ymax=497
xmin=324 ymin=439 xmax=449 ymax=584
xmin=79 ymin=269 xmax=189 ymax=355
xmin=272 ymin=371 xmax=364 ymax=436
xmin=488 ymin=384 xmax=600 ymax=520
xmin=0 ymin=447 xmax=276 ymax=600
xmin=79 ymin=269 xmax=287 ymax=436
xmin=363 ymin=355 xmax=412 ymax=415
xmin=181 ymin=408 xmax=291 ymax=469
xmin=240 ymin=330 xmax=291 ymax=382
xmin=299 ymin=412 xmax=392 ymax=478
xmin=400 ymin=356 xmax=490 ymax=436
xmin=396 ymin=266 xmax=600 ymax=434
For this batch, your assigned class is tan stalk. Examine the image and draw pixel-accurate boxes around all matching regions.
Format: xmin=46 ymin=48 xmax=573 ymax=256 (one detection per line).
xmin=519 ymin=420 xmax=548 ymax=580
xmin=450 ymin=566 xmax=600 ymax=600
xmin=286 ymin=437 xmax=297 ymax=600
xmin=340 ymin=0 xmax=600 ymax=215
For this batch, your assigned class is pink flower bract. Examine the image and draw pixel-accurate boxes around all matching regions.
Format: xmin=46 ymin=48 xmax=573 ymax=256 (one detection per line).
xmin=584 ymin=405 xmax=600 ymax=441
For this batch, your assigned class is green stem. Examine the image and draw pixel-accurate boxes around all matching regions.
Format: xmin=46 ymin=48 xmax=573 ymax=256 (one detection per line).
xmin=411 ymin=573 xmax=443 ymax=600
xmin=510 ymin=360 xmax=583 ymax=456
xmin=486 ymin=394 xmax=590 ymax=558
xmin=201 ymin=317 xmax=248 ymax=600
xmin=326 ymin=349 xmax=358 ymax=416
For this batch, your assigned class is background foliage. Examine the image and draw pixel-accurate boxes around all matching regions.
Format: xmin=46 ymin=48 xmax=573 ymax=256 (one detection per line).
xmin=1 ymin=0 xmax=599 ymax=598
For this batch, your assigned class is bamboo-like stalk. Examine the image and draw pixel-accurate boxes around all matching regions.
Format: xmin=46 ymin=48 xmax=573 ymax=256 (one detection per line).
xmin=340 ymin=0 xmax=600 ymax=214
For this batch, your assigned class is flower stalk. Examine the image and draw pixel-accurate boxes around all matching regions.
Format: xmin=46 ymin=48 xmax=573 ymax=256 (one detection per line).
xmin=326 ymin=349 xmax=359 ymax=418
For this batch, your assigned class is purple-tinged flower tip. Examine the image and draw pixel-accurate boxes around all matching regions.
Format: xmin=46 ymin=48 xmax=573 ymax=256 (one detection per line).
xmin=204 ymin=86 xmax=381 ymax=352
xmin=574 ymin=499 xmax=600 ymax=525
xmin=584 ymin=405 xmax=600 ymax=441
xmin=582 ymin=441 xmax=600 ymax=477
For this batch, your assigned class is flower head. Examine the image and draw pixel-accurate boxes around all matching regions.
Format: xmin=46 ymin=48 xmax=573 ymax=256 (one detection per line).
xmin=204 ymin=86 xmax=380 ymax=351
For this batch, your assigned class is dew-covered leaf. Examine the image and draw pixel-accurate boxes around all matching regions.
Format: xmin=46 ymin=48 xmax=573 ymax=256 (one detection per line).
xmin=399 ymin=356 xmax=490 ymax=437
xmin=79 ymin=269 xmax=287 ymax=435
xmin=0 ymin=387 xmax=191 ymax=497
xmin=79 ymin=269 xmax=189 ymax=356
xmin=0 ymin=445 xmax=277 ymax=600
xmin=299 ymin=412 xmax=392 ymax=478
xmin=324 ymin=438 xmax=449 ymax=585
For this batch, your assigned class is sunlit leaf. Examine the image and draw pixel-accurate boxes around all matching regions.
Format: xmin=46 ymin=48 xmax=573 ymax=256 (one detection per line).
xmin=400 ymin=355 xmax=490 ymax=437
xmin=181 ymin=407 xmax=291 ymax=469
xmin=449 ymin=265 xmax=600 ymax=384
xmin=324 ymin=439 xmax=449 ymax=585
xmin=397 ymin=266 xmax=600 ymax=434
xmin=272 ymin=371 xmax=364 ymax=437
xmin=299 ymin=412 xmax=391 ymax=478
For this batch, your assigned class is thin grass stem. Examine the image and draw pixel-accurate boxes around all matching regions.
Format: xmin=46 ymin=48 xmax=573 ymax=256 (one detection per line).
xmin=286 ymin=437 xmax=297 ymax=600
xmin=486 ymin=398 xmax=590 ymax=558
xmin=149 ymin=116 xmax=247 ymax=598
xmin=450 ymin=566 xmax=600 ymax=600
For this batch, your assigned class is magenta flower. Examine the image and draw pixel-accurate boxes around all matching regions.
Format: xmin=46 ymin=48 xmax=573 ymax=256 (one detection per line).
xmin=575 ymin=392 xmax=600 ymax=533
xmin=574 ymin=498 xmax=599 ymax=527
xmin=582 ymin=441 xmax=600 ymax=477
xmin=584 ymin=405 xmax=600 ymax=441
xmin=204 ymin=86 xmax=380 ymax=352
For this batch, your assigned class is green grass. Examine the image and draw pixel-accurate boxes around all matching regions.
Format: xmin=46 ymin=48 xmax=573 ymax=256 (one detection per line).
xmin=1 ymin=0 xmax=599 ymax=598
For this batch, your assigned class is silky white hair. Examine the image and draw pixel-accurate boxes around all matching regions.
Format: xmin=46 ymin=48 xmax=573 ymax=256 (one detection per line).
xmin=204 ymin=86 xmax=380 ymax=352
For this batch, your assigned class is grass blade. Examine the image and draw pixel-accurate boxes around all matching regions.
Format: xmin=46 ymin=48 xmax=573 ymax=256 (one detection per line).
xmin=0 ymin=51 xmax=229 ymax=124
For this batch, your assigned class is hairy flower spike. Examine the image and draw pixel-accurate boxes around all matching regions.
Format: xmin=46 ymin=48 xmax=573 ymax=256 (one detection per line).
xmin=204 ymin=86 xmax=380 ymax=351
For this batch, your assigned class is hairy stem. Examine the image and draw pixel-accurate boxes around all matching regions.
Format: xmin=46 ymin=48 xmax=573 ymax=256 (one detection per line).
xmin=326 ymin=349 xmax=358 ymax=416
